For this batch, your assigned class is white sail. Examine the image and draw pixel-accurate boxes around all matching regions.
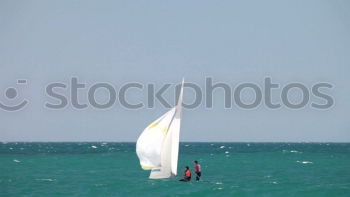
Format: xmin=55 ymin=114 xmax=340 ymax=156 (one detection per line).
xmin=136 ymin=79 xmax=184 ymax=179
xmin=136 ymin=108 xmax=176 ymax=170
xmin=170 ymin=79 xmax=184 ymax=175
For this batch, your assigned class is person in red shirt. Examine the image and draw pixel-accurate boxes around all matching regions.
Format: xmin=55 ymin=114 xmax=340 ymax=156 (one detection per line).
xmin=179 ymin=166 xmax=191 ymax=182
xmin=194 ymin=160 xmax=201 ymax=181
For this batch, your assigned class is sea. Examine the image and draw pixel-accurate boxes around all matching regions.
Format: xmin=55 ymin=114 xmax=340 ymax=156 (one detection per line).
xmin=0 ymin=142 xmax=349 ymax=197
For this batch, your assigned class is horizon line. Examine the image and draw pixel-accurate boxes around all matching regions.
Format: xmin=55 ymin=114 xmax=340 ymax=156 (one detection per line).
xmin=1 ymin=141 xmax=350 ymax=143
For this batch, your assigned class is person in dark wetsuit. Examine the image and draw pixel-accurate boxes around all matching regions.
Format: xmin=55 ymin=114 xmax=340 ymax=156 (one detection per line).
xmin=194 ymin=160 xmax=201 ymax=181
xmin=179 ymin=166 xmax=191 ymax=182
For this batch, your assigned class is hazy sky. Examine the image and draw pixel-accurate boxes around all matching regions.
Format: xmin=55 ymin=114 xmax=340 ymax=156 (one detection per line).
xmin=0 ymin=0 xmax=349 ymax=142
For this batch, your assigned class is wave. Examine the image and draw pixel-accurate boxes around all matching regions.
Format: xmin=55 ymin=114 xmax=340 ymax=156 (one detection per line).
xmin=35 ymin=178 xmax=55 ymax=182
xmin=296 ymin=160 xmax=313 ymax=164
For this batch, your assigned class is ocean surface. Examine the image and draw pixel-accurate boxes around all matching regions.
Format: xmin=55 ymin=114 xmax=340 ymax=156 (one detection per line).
xmin=0 ymin=142 xmax=349 ymax=197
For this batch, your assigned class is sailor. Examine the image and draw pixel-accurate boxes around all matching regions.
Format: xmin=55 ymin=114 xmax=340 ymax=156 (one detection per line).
xmin=194 ymin=160 xmax=201 ymax=181
xmin=179 ymin=166 xmax=191 ymax=182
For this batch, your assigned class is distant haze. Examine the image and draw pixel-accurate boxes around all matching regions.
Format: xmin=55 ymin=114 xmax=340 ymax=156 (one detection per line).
xmin=0 ymin=0 xmax=349 ymax=142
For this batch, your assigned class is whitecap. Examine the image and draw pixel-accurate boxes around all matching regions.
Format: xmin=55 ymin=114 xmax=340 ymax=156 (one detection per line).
xmin=215 ymin=182 xmax=223 ymax=184
xmin=302 ymin=161 xmax=312 ymax=164
xmin=185 ymin=144 xmax=190 ymax=147
xmin=296 ymin=160 xmax=313 ymax=164
xmin=225 ymin=151 xmax=229 ymax=154
xmin=13 ymin=159 xmax=20 ymax=163
xmin=290 ymin=150 xmax=298 ymax=153
xmin=220 ymin=146 xmax=225 ymax=149
xmin=36 ymin=179 xmax=55 ymax=182
xmin=247 ymin=144 xmax=250 ymax=146
xmin=272 ymin=181 xmax=278 ymax=184
xmin=91 ymin=146 xmax=97 ymax=149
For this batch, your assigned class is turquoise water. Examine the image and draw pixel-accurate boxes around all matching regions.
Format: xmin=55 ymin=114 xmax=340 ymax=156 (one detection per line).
xmin=1 ymin=142 xmax=349 ymax=197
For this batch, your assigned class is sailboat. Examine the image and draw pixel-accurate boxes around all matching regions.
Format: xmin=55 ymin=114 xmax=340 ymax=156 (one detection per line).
xmin=136 ymin=79 xmax=184 ymax=179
